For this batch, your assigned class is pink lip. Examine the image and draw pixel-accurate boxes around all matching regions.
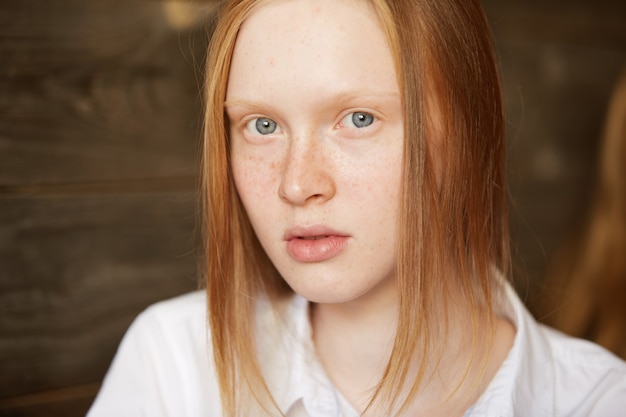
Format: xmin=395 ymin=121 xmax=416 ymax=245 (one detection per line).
xmin=284 ymin=226 xmax=349 ymax=263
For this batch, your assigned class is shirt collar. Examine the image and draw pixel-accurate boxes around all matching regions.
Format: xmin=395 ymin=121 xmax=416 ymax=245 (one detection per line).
xmin=257 ymin=281 xmax=554 ymax=417
xmin=468 ymin=282 xmax=555 ymax=416
xmin=256 ymin=295 xmax=354 ymax=417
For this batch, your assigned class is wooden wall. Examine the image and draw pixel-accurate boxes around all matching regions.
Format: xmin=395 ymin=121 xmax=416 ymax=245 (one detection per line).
xmin=483 ymin=0 xmax=626 ymax=309
xmin=0 ymin=1 xmax=624 ymax=416
xmin=0 ymin=1 xmax=214 ymax=415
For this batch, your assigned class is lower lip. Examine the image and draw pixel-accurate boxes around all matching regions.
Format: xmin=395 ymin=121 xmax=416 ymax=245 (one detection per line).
xmin=286 ymin=236 xmax=348 ymax=263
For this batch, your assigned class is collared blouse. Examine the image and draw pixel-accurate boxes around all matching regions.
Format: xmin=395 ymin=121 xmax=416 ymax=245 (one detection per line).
xmin=87 ymin=283 xmax=626 ymax=416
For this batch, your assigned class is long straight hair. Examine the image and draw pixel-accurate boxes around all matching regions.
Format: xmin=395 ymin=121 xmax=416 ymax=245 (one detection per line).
xmin=202 ymin=0 xmax=508 ymax=415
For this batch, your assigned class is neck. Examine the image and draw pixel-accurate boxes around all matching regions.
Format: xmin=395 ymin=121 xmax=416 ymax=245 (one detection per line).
xmin=310 ymin=277 xmax=515 ymax=416
xmin=310 ymin=276 xmax=399 ymax=411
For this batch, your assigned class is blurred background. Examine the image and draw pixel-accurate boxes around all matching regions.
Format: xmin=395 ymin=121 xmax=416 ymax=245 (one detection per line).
xmin=0 ymin=1 xmax=624 ymax=416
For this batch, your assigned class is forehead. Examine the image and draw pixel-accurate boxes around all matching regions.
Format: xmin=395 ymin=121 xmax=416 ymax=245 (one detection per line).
xmin=227 ymin=0 xmax=397 ymax=98
xmin=239 ymin=0 xmax=377 ymax=40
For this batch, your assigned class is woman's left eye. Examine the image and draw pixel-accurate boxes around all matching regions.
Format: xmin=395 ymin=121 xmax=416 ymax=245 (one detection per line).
xmin=341 ymin=111 xmax=375 ymax=128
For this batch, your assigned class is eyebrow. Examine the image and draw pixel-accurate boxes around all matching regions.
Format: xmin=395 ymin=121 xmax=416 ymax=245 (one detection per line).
xmin=224 ymin=90 xmax=400 ymax=110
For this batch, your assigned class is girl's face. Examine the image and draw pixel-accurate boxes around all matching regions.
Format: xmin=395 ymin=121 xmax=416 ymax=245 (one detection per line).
xmin=226 ymin=0 xmax=404 ymax=304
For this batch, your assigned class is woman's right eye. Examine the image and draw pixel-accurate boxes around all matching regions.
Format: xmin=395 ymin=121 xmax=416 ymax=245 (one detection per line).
xmin=246 ymin=117 xmax=279 ymax=135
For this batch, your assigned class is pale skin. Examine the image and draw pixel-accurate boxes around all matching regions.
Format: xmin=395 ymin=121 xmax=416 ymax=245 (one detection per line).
xmin=226 ymin=0 xmax=515 ymax=415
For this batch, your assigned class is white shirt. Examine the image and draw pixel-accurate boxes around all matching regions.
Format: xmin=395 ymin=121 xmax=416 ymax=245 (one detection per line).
xmin=87 ymin=283 xmax=626 ymax=416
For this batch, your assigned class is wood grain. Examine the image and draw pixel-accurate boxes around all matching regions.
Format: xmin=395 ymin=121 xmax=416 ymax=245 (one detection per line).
xmin=0 ymin=0 xmax=209 ymax=187
xmin=484 ymin=0 xmax=626 ymax=303
xmin=0 ymin=192 xmax=199 ymax=397
xmin=0 ymin=1 xmax=211 ymax=415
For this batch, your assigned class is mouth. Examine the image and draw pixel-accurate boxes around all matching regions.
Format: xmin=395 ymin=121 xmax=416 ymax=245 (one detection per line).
xmin=284 ymin=225 xmax=347 ymax=241
xmin=284 ymin=226 xmax=349 ymax=263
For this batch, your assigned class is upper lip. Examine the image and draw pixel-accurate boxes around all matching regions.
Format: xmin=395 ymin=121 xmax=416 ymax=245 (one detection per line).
xmin=283 ymin=225 xmax=348 ymax=241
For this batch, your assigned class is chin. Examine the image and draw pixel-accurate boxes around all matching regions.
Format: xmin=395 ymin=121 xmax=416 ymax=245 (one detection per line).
xmin=281 ymin=276 xmax=374 ymax=305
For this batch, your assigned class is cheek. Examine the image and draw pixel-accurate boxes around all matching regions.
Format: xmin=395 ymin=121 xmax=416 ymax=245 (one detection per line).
xmin=231 ymin=151 xmax=278 ymax=207
xmin=348 ymin=147 xmax=403 ymax=200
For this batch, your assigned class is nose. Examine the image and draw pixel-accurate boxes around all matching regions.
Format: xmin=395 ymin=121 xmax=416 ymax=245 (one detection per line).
xmin=278 ymin=136 xmax=336 ymax=206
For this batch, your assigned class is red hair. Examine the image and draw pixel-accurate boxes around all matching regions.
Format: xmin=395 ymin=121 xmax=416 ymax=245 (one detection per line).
xmin=202 ymin=0 xmax=508 ymax=415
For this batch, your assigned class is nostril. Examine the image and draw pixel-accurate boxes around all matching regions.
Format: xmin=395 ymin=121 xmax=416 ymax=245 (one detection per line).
xmin=278 ymin=143 xmax=336 ymax=205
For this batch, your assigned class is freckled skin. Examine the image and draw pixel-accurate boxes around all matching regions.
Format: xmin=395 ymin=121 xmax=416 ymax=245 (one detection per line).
xmin=226 ymin=0 xmax=404 ymax=305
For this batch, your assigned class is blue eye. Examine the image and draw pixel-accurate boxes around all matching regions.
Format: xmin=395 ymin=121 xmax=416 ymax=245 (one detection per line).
xmin=342 ymin=111 xmax=375 ymax=129
xmin=352 ymin=112 xmax=374 ymax=127
xmin=248 ymin=117 xmax=278 ymax=135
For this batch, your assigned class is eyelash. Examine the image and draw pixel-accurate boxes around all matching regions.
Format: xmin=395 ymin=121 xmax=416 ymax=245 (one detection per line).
xmin=241 ymin=110 xmax=378 ymax=138
xmin=246 ymin=117 xmax=280 ymax=135
xmin=338 ymin=111 xmax=376 ymax=129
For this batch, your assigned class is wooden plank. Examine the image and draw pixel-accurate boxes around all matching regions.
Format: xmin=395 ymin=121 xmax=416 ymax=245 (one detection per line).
xmin=0 ymin=383 xmax=99 ymax=417
xmin=479 ymin=0 xmax=626 ymax=294
xmin=496 ymin=36 xmax=625 ymax=292
xmin=483 ymin=0 xmax=626 ymax=47
xmin=0 ymin=0 xmax=211 ymax=186
xmin=0 ymin=192 xmax=199 ymax=398
xmin=0 ymin=1 xmax=213 ymax=414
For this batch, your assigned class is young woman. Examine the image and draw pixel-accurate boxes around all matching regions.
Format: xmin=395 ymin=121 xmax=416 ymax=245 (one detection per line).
xmin=88 ymin=0 xmax=626 ymax=416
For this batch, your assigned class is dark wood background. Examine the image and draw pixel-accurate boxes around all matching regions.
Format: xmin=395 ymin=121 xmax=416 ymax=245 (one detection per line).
xmin=484 ymin=0 xmax=626 ymax=308
xmin=0 ymin=1 xmax=624 ymax=416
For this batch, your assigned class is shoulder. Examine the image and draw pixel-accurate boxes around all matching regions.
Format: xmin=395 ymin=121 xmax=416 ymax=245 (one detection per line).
xmin=117 ymin=289 xmax=212 ymax=375
xmin=539 ymin=324 xmax=626 ymax=416
xmin=134 ymin=290 xmax=207 ymax=334
xmin=87 ymin=290 xmax=219 ymax=417
xmin=486 ymin=283 xmax=626 ymax=417
xmin=120 ymin=290 xmax=209 ymax=357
